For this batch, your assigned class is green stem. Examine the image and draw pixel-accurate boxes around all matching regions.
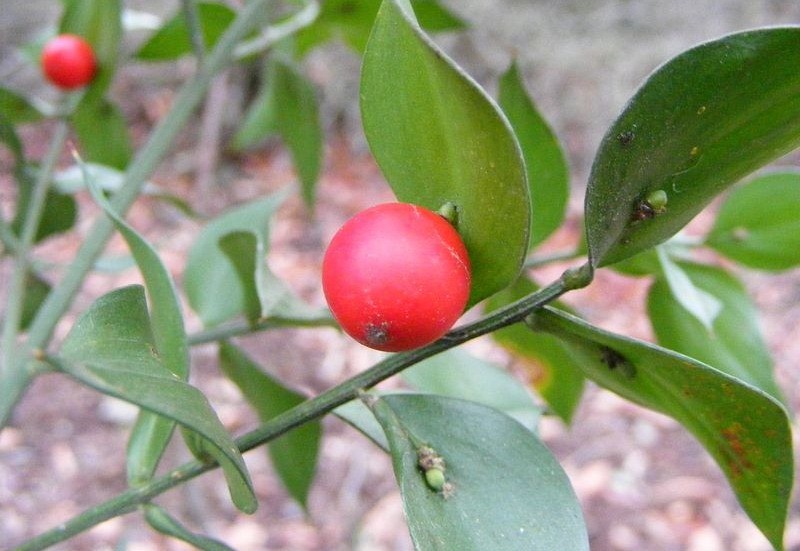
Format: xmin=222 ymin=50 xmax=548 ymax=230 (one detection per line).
xmin=0 ymin=0 xmax=278 ymax=430
xmin=181 ymin=0 xmax=206 ymax=61
xmin=16 ymin=273 xmax=577 ymax=551
xmin=1 ymin=120 xmax=68 ymax=374
xmin=187 ymin=315 xmax=337 ymax=346
xmin=233 ymin=0 xmax=320 ymax=60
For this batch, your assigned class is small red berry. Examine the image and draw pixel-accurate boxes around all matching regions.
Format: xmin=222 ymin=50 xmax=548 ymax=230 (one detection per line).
xmin=322 ymin=202 xmax=471 ymax=352
xmin=41 ymin=34 xmax=97 ymax=90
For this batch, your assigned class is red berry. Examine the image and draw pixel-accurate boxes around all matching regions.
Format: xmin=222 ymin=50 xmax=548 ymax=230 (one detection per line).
xmin=322 ymin=203 xmax=471 ymax=352
xmin=41 ymin=34 xmax=97 ymax=90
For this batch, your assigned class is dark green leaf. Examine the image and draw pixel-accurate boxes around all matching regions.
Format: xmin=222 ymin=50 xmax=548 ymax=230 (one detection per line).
xmin=707 ymin=172 xmax=800 ymax=271
xmin=485 ymin=276 xmax=585 ymax=423
xmin=71 ymin=99 xmax=133 ymax=169
xmin=499 ymin=61 xmax=569 ymax=248
xmin=233 ymin=57 xmax=322 ymax=207
xmin=361 ymin=0 xmax=529 ymax=306
xmin=60 ymin=286 xmax=256 ymax=513
xmin=12 ymin=184 xmax=77 ymax=244
xmin=83 ymin=158 xmax=190 ymax=484
xmin=219 ymin=342 xmax=321 ymax=509
xmin=367 ymin=394 xmax=588 ymax=550
xmin=585 ymin=27 xmax=800 ymax=267
xmin=647 ymin=261 xmax=786 ymax=407
xmin=218 ymin=230 xmax=332 ymax=325
xmin=402 ymin=348 xmax=541 ymax=431
xmin=60 ymin=0 xmax=122 ymax=98
xmin=295 ymin=0 xmax=465 ymax=55
xmin=0 ymin=88 xmax=43 ymax=124
xmin=184 ymin=190 xmax=289 ymax=327
xmin=20 ymin=273 xmax=51 ymax=331
xmin=135 ymin=2 xmax=236 ymax=61
xmin=529 ymin=306 xmax=793 ymax=550
xmin=144 ymin=504 xmax=235 ymax=551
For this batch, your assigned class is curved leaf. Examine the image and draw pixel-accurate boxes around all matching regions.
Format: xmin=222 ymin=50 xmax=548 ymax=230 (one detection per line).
xmin=647 ymin=261 xmax=786 ymax=406
xmin=219 ymin=342 xmax=321 ymax=509
xmin=499 ymin=62 xmax=569 ymax=248
xmin=0 ymin=88 xmax=43 ymax=124
xmin=184 ymin=190 xmax=289 ymax=326
xmin=585 ymin=27 xmax=800 ymax=267
xmin=707 ymin=172 xmax=800 ymax=271
xmin=60 ymin=286 xmax=256 ymax=513
xmin=83 ymin=159 xmax=189 ymax=484
xmin=529 ymin=307 xmax=793 ymax=550
xmin=485 ymin=276 xmax=585 ymax=423
xmin=367 ymin=394 xmax=588 ymax=551
xmin=144 ymin=504 xmax=235 ymax=551
xmin=361 ymin=0 xmax=529 ymax=306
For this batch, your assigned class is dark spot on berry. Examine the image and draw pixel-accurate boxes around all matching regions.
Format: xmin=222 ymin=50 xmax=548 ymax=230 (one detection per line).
xmin=364 ymin=322 xmax=391 ymax=347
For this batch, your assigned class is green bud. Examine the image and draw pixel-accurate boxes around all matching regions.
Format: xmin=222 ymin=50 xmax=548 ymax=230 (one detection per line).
xmin=425 ymin=468 xmax=446 ymax=491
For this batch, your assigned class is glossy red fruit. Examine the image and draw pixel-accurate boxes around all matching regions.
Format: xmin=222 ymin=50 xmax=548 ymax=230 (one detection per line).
xmin=322 ymin=202 xmax=471 ymax=352
xmin=41 ymin=34 xmax=97 ymax=90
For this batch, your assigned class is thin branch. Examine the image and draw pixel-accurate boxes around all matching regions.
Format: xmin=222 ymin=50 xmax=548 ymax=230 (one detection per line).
xmin=181 ymin=0 xmax=206 ymax=61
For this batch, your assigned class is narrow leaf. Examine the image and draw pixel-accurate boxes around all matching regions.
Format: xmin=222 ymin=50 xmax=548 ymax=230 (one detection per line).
xmin=707 ymin=172 xmax=800 ymax=271
xmin=82 ymin=157 xmax=189 ymax=483
xmin=656 ymin=246 xmax=721 ymax=332
xmin=19 ymin=273 xmax=51 ymax=331
xmin=499 ymin=61 xmax=569 ymax=248
xmin=60 ymin=0 xmax=122 ymax=99
xmin=361 ymin=0 xmax=530 ymax=306
xmin=71 ymin=99 xmax=133 ymax=170
xmin=219 ymin=342 xmax=321 ymax=509
xmin=60 ymin=286 xmax=256 ymax=513
xmin=232 ymin=57 xmax=322 ymax=207
xmin=367 ymin=394 xmax=589 ymax=551
xmin=135 ymin=2 xmax=236 ymax=60
xmin=0 ymin=88 xmax=43 ymax=124
xmin=402 ymin=348 xmax=541 ymax=432
xmin=144 ymin=504 xmax=235 ymax=551
xmin=585 ymin=27 xmax=800 ymax=267
xmin=485 ymin=276 xmax=585 ymax=423
xmin=184 ymin=190 xmax=289 ymax=327
xmin=530 ymin=306 xmax=793 ymax=549
xmin=648 ymin=261 xmax=786 ymax=406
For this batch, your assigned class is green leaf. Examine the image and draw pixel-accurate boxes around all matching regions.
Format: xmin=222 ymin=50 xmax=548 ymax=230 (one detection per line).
xmin=184 ymin=190 xmax=289 ymax=327
xmin=529 ymin=306 xmax=793 ymax=550
xmin=707 ymin=172 xmax=800 ymax=271
xmin=647 ymin=261 xmax=786 ymax=407
xmin=367 ymin=394 xmax=589 ymax=551
xmin=135 ymin=2 xmax=236 ymax=61
xmin=218 ymin=230 xmax=332 ymax=325
xmin=20 ymin=273 xmax=51 ymax=331
xmin=60 ymin=286 xmax=256 ymax=513
xmin=334 ymin=399 xmax=390 ymax=450
xmin=0 ymin=88 xmax=43 ymax=124
xmin=232 ymin=57 xmax=322 ymax=207
xmin=60 ymin=0 xmax=123 ymax=98
xmin=485 ymin=276 xmax=585 ymax=423
xmin=585 ymin=27 xmax=800 ymax=267
xmin=655 ymin=246 xmax=721 ymax=332
xmin=11 ymin=188 xmax=77 ymax=244
xmin=295 ymin=0 xmax=465 ymax=55
xmin=402 ymin=348 xmax=541 ymax=432
xmin=71 ymin=99 xmax=133 ymax=170
xmin=361 ymin=0 xmax=529 ymax=306
xmin=82 ymin=158 xmax=190 ymax=484
xmin=219 ymin=342 xmax=321 ymax=509
xmin=144 ymin=504 xmax=235 ymax=551
xmin=498 ymin=61 xmax=569 ymax=248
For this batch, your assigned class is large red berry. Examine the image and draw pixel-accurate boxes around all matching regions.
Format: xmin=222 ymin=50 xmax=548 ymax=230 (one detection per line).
xmin=41 ymin=34 xmax=97 ymax=90
xmin=322 ymin=202 xmax=471 ymax=352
